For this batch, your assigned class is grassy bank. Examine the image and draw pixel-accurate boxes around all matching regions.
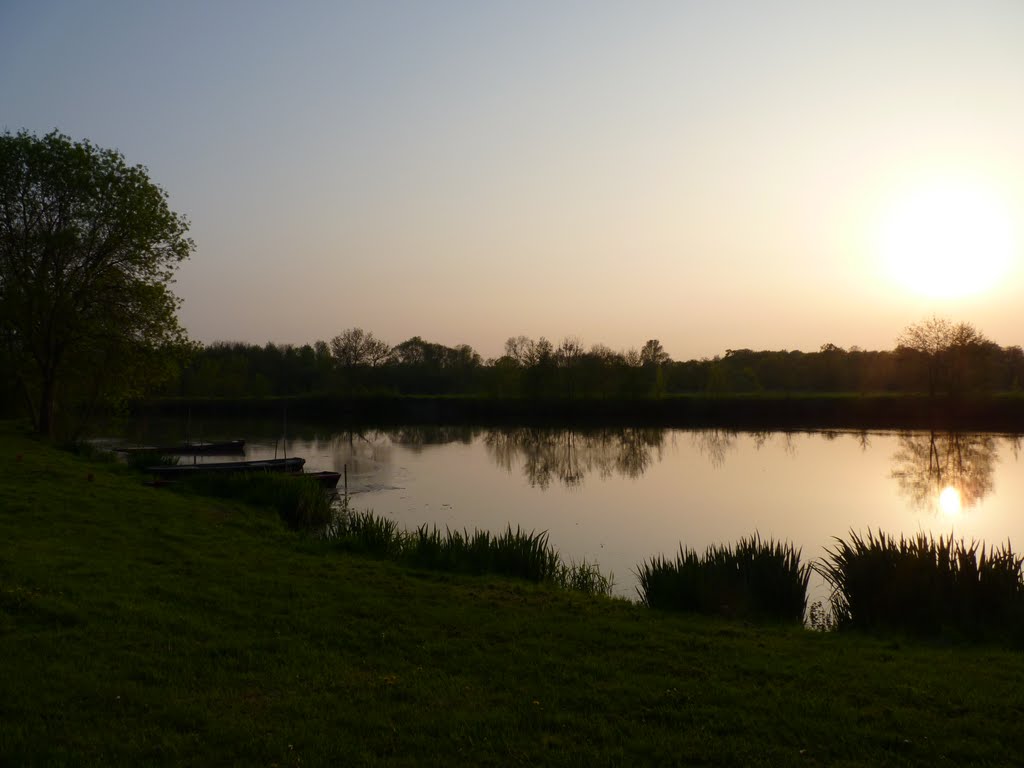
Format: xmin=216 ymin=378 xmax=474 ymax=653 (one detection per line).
xmin=3 ymin=423 xmax=1024 ymax=765
xmin=139 ymin=392 xmax=1024 ymax=432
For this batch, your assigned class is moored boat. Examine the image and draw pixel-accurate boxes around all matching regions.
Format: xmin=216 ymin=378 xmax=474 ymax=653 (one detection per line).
xmin=305 ymin=470 xmax=342 ymax=489
xmin=146 ymin=456 xmax=304 ymax=479
xmin=117 ymin=439 xmax=246 ymax=455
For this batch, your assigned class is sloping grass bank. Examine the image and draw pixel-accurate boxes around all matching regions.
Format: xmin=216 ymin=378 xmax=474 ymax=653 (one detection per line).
xmin=2 ymin=423 xmax=1024 ymax=766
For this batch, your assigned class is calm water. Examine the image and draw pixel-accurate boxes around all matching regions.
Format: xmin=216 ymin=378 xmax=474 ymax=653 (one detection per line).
xmin=129 ymin=423 xmax=1024 ymax=601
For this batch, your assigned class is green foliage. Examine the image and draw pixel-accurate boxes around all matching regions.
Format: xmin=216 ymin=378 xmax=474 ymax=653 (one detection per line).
xmin=324 ymin=512 xmax=614 ymax=596
xmin=176 ymin=471 xmax=333 ymax=529
xmin=0 ymin=129 xmax=193 ymax=437
xmin=818 ymin=530 xmax=1024 ymax=639
xmin=636 ymin=534 xmax=810 ymax=623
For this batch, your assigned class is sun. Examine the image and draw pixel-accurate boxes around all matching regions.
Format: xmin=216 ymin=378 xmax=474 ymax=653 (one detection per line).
xmin=878 ymin=178 xmax=1015 ymax=299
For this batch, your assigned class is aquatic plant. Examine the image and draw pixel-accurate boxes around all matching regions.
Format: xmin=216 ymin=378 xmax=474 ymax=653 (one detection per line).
xmin=636 ymin=533 xmax=810 ymax=623
xmin=327 ymin=508 xmax=402 ymax=555
xmin=552 ymin=559 xmax=615 ymax=597
xmin=817 ymin=530 xmax=1024 ymax=638
xmin=324 ymin=511 xmax=614 ymax=597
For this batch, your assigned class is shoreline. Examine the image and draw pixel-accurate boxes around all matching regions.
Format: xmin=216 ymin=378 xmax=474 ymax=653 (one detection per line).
xmin=136 ymin=392 xmax=1024 ymax=432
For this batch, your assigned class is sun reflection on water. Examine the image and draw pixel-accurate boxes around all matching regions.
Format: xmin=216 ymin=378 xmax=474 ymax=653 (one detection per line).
xmin=938 ymin=486 xmax=962 ymax=517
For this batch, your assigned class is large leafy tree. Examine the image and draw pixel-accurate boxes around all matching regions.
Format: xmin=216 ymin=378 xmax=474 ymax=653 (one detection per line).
xmin=0 ymin=130 xmax=193 ymax=436
xmin=329 ymin=327 xmax=391 ymax=368
xmin=896 ymin=317 xmax=991 ymax=397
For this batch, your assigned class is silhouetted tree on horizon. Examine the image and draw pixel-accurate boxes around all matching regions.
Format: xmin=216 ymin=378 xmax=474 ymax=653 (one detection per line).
xmin=330 ymin=328 xmax=391 ymax=368
xmin=897 ymin=317 xmax=992 ymax=396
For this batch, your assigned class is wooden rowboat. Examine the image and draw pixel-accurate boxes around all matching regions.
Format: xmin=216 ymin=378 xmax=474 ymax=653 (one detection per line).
xmin=117 ymin=439 xmax=246 ymax=455
xmin=305 ymin=470 xmax=341 ymax=489
xmin=145 ymin=457 xmax=304 ymax=479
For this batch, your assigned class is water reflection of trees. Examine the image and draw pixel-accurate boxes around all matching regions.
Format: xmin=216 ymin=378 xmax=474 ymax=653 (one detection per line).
xmin=691 ymin=429 xmax=803 ymax=468
xmin=324 ymin=429 xmax=393 ymax=475
xmin=692 ymin=429 xmax=738 ymax=468
xmin=890 ymin=432 xmax=998 ymax=511
xmin=386 ymin=425 xmax=480 ymax=450
xmin=483 ymin=428 xmax=667 ymax=489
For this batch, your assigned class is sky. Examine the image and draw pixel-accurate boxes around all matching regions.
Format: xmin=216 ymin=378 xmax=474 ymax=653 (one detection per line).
xmin=3 ymin=1 xmax=1024 ymax=361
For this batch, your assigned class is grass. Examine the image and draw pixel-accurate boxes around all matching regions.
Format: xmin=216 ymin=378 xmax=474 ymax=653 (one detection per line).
xmin=3 ymin=421 xmax=1024 ymax=765
xmin=818 ymin=529 xmax=1024 ymax=641
xmin=327 ymin=511 xmax=614 ymax=596
xmin=636 ymin=534 xmax=810 ymax=623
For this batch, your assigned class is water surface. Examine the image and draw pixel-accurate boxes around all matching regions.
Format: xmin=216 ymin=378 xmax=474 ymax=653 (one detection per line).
xmin=157 ymin=424 xmax=1024 ymax=601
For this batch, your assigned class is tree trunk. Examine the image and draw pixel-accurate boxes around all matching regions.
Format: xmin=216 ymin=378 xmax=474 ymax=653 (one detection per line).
xmin=38 ymin=373 xmax=56 ymax=437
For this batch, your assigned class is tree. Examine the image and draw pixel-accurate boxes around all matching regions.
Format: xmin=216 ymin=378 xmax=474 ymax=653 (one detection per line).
xmin=0 ymin=130 xmax=193 ymax=436
xmin=503 ymin=335 xmax=534 ymax=366
xmin=329 ymin=327 xmax=391 ymax=367
xmin=896 ymin=317 xmax=989 ymax=396
xmin=640 ymin=339 xmax=670 ymax=367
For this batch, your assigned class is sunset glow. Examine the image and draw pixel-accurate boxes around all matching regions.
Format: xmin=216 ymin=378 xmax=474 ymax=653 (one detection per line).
xmin=879 ymin=179 xmax=1015 ymax=300
xmin=4 ymin=3 xmax=1024 ymax=356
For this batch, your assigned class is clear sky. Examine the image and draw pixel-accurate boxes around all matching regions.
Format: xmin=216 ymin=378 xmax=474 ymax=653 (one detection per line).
xmin=3 ymin=1 xmax=1023 ymax=360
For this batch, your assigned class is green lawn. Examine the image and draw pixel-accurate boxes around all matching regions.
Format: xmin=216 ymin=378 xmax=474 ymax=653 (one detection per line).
xmin=1 ymin=422 xmax=1022 ymax=766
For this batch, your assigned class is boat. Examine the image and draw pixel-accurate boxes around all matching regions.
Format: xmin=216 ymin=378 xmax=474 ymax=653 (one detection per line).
xmin=304 ymin=470 xmax=341 ymax=489
xmin=144 ymin=464 xmax=339 ymax=490
xmin=117 ymin=439 xmax=246 ymax=455
xmin=145 ymin=457 xmax=304 ymax=479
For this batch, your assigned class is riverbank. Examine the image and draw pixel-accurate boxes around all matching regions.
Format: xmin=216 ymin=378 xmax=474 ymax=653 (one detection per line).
xmin=139 ymin=392 xmax=1024 ymax=431
xmin=2 ymin=422 xmax=1023 ymax=765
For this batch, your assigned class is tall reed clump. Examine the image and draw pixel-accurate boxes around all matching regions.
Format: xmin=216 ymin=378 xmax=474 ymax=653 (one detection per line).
xmin=324 ymin=510 xmax=614 ymax=597
xmin=326 ymin=508 xmax=403 ymax=555
xmin=180 ymin=472 xmax=333 ymax=529
xmin=817 ymin=530 xmax=1024 ymax=639
xmin=636 ymin=534 xmax=810 ymax=623
xmin=408 ymin=525 xmax=561 ymax=583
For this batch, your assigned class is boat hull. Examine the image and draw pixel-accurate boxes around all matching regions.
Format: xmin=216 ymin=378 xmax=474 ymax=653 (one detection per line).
xmin=118 ymin=440 xmax=246 ymax=455
xmin=146 ymin=457 xmax=304 ymax=478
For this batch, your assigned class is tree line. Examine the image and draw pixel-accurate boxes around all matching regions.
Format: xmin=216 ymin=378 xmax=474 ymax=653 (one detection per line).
xmin=163 ymin=318 xmax=1024 ymax=401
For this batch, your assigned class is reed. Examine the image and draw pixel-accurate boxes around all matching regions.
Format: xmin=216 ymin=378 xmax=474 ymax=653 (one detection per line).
xmin=324 ymin=511 xmax=614 ymax=597
xmin=817 ymin=530 xmax=1024 ymax=638
xmin=326 ymin=508 xmax=402 ymax=554
xmin=179 ymin=471 xmax=333 ymax=529
xmin=636 ymin=534 xmax=810 ymax=623
xmin=552 ymin=559 xmax=615 ymax=596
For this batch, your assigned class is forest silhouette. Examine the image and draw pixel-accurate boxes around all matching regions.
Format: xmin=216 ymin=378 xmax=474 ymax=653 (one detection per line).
xmin=166 ymin=322 xmax=1023 ymax=401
